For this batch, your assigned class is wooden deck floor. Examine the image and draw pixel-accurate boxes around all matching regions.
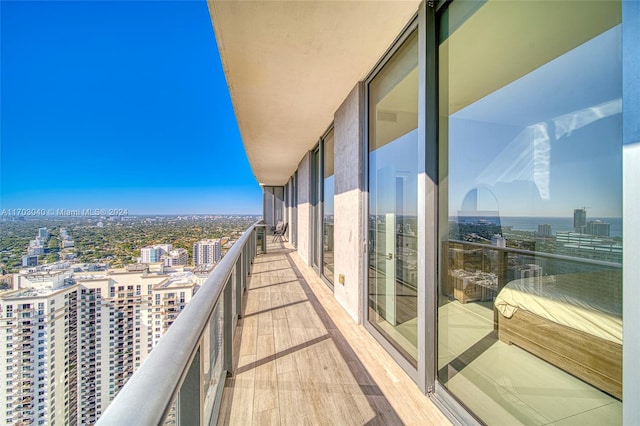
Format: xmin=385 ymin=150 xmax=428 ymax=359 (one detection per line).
xmin=217 ymin=242 xmax=451 ymax=426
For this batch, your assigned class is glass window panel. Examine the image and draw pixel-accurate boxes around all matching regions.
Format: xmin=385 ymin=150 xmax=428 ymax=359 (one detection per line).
xmin=263 ymin=187 xmax=274 ymax=227
xmin=293 ymin=171 xmax=298 ymax=247
xmin=437 ymin=1 xmax=623 ymax=424
xmin=311 ymin=148 xmax=321 ymax=269
xmin=368 ymin=31 xmax=418 ymax=365
xmin=323 ymin=130 xmax=335 ymax=284
xmin=274 ymin=186 xmax=284 ymax=225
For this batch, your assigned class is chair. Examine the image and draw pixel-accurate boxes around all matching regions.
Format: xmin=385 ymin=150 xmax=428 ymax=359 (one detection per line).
xmin=272 ymin=222 xmax=288 ymax=242
xmin=271 ymin=220 xmax=284 ymax=233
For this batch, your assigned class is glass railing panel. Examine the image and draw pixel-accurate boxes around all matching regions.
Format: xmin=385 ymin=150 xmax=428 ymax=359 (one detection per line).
xmin=97 ymin=222 xmax=258 ymax=425
xmin=202 ymin=299 xmax=224 ymax=425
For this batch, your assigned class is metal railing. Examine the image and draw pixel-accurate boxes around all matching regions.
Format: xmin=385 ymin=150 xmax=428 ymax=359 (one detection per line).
xmin=97 ymin=222 xmax=263 ymax=425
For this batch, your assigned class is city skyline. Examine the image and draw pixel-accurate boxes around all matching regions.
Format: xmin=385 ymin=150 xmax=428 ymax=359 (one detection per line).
xmin=1 ymin=1 xmax=263 ymax=215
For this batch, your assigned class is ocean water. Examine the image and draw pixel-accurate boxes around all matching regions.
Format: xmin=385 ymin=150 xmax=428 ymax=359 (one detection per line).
xmin=453 ymin=216 xmax=623 ymax=238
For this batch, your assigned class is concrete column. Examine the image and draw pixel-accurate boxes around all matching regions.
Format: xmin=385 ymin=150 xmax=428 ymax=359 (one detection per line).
xmin=333 ymin=83 xmax=363 ymax=323
xmin=297 ymin=153 xmax=312 ymax=265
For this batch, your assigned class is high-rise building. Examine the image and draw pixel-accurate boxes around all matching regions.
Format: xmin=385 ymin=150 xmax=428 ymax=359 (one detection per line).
xmin=38 ymin=227 xmax=49 ymax=239
xmin=538 ymin=223 xmax=552 ymax=237
xmin=21 ymin=255 xmax=38 ymax=267
xmin=574 ymin=208 xmax=587 ymax=233
xmin=587 ymin=220 xmax=611 ymax=237
xmin=161 ymin=248 xmax=188 ymax=267
xmin=60 ymin=228 xmax=75 ymax=248
xmin=150 ymin=272 xmax=198 ymax=347
xmin=140 ymin=244 xmax=172 ymax=264
xmin=490 ymin=233 xmax=506 ymax=247
xmin=27 ymin=238 xmax=45 ymax=256
xmin=193 ymin=239 xmax=221 ymax=265
xmin=519 ymin=264 xmax=543 ymax=289
xmin=0 ymin=268 xmax=197 ymax=425
xmin=0 ymin=285 xmax=78 ymax=425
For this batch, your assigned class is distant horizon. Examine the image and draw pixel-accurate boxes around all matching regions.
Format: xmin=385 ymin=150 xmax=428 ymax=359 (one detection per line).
xmin=0 ymin=211 xmax=263 ymax=218
xmin=452 ymin=214 xmax=623 ymax=219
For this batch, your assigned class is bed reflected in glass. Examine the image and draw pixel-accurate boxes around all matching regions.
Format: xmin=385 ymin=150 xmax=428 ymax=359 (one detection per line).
xmin=437 ymin=0 xmax=623 ymax=424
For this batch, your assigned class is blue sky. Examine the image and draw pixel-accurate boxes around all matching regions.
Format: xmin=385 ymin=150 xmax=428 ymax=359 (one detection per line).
xmin=1 ymin=0 xmax=262 ymax=215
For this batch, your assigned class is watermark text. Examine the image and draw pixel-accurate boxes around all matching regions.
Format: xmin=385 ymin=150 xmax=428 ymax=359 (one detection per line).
xmin=2 ymin=208 xmax=129 ymax=217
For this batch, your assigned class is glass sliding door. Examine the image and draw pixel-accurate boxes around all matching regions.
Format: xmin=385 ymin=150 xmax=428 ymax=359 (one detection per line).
xmin=273 ymin=186 xmax=284 ymax=226
xmin=292 ymin=171 xmax=298 ymax=248
xmin=263 ymin=187 xmax=274 ymax=227
xmin=323 ymin=129 xmax=335 ymax=285
xmin=263 ymin=186 xmax=284 ymax=230
xmin=437 ymin=1 xmax=623 ymax=424
xmin=367 ymin=30 xmax=419 ymax=365
xmin=311 ymin=146 xmax=322 ymax=270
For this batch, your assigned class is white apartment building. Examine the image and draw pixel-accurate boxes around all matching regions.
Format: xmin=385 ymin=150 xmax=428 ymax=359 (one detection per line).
xmin=161 ymin=248 xmax=188 ymax=267
xmin=139 ymin=244 xmax=172 ymax=264
xmin=150 ymin=272 xmax=198 ymax=347
xmin=0 ymin=285 xmax=78 ymax=425
xmin=192 ymin=239 xmax=221 ymax=266
xmin=38 ymin=228 xmax=49 ymax=240
xmin=0 ymin=268 xmax=197 ymax=425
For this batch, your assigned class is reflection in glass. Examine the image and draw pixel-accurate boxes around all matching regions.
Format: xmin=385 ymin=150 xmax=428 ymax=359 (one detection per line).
xmin=437 ymin=1 xmax=623 ymax=424
xmin=311 ymin=148 xmax=321 ymax=269
xmin=263 ymin=186 xmax=285 ymax=229
xmin=368 ymin=31 xmax=418 ymax=364
xmin=323 ymin=130 xmax=335 ymax=284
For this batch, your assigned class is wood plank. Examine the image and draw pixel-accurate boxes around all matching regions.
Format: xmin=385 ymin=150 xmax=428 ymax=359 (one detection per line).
xmin=253 ymin=408 xmax=280 ymax=426
xmin=219 ymin=244 xmax=451 ymax=426
xmin=498 ymin=309 xmax=622 ymax=399
xmin=253 ymin=334 xmax=279 ymax=413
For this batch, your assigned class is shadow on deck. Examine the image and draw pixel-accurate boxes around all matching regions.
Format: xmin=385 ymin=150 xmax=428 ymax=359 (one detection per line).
xmin=218 ymin=241 xmax=450 ymax=426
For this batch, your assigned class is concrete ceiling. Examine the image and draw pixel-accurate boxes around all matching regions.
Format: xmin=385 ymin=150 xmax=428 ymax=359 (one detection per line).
xmin=208 ymin=0 xmax=420 ymax=186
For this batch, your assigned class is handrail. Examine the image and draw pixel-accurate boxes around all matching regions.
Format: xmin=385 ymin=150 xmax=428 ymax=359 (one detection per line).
xmin=97 ymin=221 xmax=260 ymax=425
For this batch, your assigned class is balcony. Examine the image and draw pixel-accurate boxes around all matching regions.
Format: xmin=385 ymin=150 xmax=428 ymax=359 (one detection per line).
xmin=98 ymin=223 xmax=448 ymax=425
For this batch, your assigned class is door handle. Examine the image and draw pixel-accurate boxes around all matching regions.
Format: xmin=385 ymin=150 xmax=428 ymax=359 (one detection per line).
xmin=386 ymin=253 xmax=393 ymax=260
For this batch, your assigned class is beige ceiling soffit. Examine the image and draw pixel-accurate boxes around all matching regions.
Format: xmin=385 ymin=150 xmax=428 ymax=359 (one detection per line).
xmin=209 ymin=0 xmax=420 ymax=185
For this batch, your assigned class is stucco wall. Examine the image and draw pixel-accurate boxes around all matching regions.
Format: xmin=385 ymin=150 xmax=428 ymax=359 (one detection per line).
xmin=296 ymin=153 xmax=311 ymax=265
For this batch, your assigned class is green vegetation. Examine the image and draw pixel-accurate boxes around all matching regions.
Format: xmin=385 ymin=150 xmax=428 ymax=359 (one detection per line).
xmin=0 ymin=216 xmax=259 ymax=272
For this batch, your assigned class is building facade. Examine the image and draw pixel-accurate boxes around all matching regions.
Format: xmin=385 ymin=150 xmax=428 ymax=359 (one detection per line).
xmin=192 ymin=239 xmax=221 ymax=266
xmin=211 ymin=0 xmax=638 ymax=424
xmin=21 ymin=255 xmax=38 ymax=268
xmin=161 ymin=248 xmax=188 ymax=267
xmin=140 ymin=244 xmax=172 ymax=264
xmin=0 ymin=269 xmax=197 ymax=425
xmin=149 ymin=272 xmax=198 ymax=347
